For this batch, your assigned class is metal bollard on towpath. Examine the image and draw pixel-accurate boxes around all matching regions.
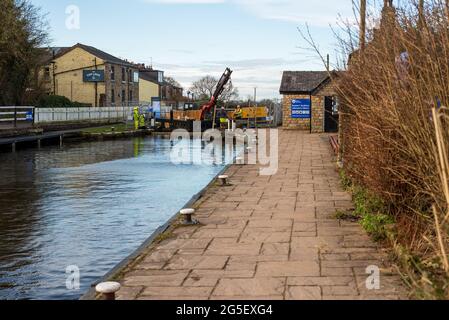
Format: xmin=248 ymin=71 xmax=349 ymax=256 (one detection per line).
xmin=180 ymin=208 xmax=198 ymax=225
xmin=218 ymin=175 xmax=230 ymax=186
xmin=96 ymin=281 xmax=121 ymax=300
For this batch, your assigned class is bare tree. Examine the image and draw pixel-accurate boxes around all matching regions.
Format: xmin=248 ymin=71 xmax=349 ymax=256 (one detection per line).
xmin=190 ymin=75 xmax=239 ymax=104
xmin=164 ymin=76 xmax=181 ymax=88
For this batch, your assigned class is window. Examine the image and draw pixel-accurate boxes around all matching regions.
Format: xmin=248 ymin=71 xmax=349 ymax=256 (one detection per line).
xmin=111 ymin=89 xmax=115 ymax=104
xmin=122 ymin=68 xmax=126 ymax=82
xmin=158 ymin=71 xmax=164 ymax=83
xmin=129 ymin=90 xmax=133 ymax=103
xmin=44 ymin=67 xmax=51 ymax=80
xmin=111 ymin=66 xmax=115 ymax=81
xmin=122 ymin=89 xmax=126 ymax=104
xmin=129 ymin=70 xmax=132 ymax=83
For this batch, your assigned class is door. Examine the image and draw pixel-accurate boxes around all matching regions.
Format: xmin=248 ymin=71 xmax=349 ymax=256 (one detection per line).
xmin=324 ymin=96 xmax=339 ymax=133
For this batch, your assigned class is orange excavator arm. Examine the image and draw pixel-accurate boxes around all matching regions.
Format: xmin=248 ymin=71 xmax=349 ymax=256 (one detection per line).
xmin=199 ymin=68 xmax=233 ymax=120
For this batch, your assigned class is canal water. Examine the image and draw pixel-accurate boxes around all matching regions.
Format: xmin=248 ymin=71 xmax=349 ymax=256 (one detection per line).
xmin=0 ymin=137 xmax=227 ymax=300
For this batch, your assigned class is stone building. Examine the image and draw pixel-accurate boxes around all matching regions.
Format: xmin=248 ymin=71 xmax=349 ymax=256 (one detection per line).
xmin=42 ymin=43 xmax=139 ymax=107
xmin=137 ymin=65 xmax=184 ymax=108
xmin=279 ymin=71 xmax=339 ymax=133
xmin=139 ymin=70 xmax=162 ymax=105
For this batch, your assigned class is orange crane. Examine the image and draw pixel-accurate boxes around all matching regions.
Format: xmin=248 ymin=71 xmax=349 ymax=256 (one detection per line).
xmin=199 ymin=68 xmax=233 ymax=120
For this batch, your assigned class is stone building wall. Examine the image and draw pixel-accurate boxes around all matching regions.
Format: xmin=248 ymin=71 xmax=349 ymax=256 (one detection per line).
xmin=282 ymin=94 xmax=311 ymax=130
xmin=311 ymin=96 xmax=324 ymax=133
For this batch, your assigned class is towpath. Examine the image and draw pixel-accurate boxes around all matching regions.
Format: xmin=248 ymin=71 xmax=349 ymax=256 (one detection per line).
xmin=115 ymin=130 xmax=408 ymax=300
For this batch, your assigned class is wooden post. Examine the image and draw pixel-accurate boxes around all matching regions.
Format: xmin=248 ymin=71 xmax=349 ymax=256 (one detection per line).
xmin=360 ymin=0 xmax=367 ymax=51
xmin=418 ymin=0 xmax=425 ymax=30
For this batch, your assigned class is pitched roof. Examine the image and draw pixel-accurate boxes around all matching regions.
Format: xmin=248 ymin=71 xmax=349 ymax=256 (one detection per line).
xmin=280 ymin=71 xmax=330 ymax=94
xmin=54 ymin=43 xmax=135 ymax=67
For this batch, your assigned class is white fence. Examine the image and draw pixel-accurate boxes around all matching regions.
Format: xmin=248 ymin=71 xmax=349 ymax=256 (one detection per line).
xmin=35 ymin=106 xmax=135 ymax=124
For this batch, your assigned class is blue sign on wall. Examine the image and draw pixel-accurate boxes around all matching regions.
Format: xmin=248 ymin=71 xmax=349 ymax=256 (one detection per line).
xmin=291 ymin=99 xmax=311 ymax=119
xmin=26 ymin=111 xmax=33 ymax=121
xmin=83 ymin=70 xmax=105 ymax=82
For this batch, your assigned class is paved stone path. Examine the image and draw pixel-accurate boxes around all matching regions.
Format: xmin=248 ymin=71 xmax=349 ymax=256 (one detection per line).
xmin=116 ymin=130 xmax=408 ymax=300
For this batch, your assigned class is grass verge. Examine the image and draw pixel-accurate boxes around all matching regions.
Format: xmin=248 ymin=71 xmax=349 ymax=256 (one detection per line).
xmin=338 ymin=169 xmax=395 ymax=242
xmin=338 ymin=169 xmax=449 ymax=299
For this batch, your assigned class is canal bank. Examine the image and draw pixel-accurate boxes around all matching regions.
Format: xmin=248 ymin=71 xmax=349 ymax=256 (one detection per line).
xmin=95 ymin=130 xmax=409 ymax=300
xmin=0 ymin=124 xmax=153 ymax=152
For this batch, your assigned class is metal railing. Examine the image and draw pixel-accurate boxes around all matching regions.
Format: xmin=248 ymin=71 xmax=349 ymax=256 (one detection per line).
xmin=0 ymin=106 xmax=35 ymax=128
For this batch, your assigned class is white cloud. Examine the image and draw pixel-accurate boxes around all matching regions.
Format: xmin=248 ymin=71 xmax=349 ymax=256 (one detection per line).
xmin=154 ymin=57 xmax=321 ymax=99
xmin=233 ymin=0 xmax=355 ymax=26
xmin=142 ymin=0 xmax=355 ymax=26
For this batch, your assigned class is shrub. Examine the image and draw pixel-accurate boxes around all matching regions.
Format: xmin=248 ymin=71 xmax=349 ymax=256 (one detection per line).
xmin=335 ymin=1 xmax=449 ymax=298
xmin=37 ymin=95 xmax=91 ymax=108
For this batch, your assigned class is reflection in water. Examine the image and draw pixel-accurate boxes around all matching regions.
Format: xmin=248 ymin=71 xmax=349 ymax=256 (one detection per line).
xmin=0 ymin=137 xmax=225 ymax=300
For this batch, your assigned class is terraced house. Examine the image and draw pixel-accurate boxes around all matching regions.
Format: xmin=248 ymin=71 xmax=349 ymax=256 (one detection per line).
xmin=43 ymin=43 xmax=139 ymax=107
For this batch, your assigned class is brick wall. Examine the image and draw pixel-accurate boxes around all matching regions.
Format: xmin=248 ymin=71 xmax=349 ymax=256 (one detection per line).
xmin=282 ymin=94 xmax=324 ymax=132
xmin=105 ymin=63 xmax=140 ymax=107
xmin=311 ymin=96 xmax=324 ymax=133
xmin=282 ymin=94 xmax=311 ymax=130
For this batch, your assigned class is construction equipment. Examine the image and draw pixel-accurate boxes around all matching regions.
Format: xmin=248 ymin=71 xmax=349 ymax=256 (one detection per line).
xmin=200 ymin=68 xmax=233 ymax=120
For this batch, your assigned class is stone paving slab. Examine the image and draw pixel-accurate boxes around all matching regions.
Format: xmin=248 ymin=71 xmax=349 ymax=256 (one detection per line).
xmin=116 ymin=130 xmax=409 ymax=300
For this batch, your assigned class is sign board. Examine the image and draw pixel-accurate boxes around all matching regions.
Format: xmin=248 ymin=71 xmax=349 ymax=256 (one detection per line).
xmin=83 ymin=70 xmax=105 ymax=82
xmin=152 ymin=100 xmax=161 ymax=118
xmin=26 ymin=111 xmax=33 ymax=121
xmin=291 ymin=99 xmax=311 ymax=119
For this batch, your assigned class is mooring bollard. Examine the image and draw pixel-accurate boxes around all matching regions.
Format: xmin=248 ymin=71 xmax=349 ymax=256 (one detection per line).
xmin=96 ymin=282 xmax=121 ymax=300
xmin=219 ymin=175 xmax=229 ymax=186
xmin=180 ymin=208 xmax=197 ymax=225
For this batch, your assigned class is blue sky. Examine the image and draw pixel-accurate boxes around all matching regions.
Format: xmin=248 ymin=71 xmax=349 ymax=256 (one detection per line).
xmin=32 ymin=0 xmax=363 ymax=99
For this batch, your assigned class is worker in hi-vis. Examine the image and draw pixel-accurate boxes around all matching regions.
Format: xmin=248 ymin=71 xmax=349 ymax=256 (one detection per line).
xmin=217 ymin=107 xmax=229 ymax=129
xmin=234 ymin=105 xmax=243 ymax=120
xmin=133 ymin=107 xmax=140 ymax=130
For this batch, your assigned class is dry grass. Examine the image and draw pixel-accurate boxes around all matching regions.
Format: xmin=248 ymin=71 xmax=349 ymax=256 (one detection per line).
xmin=335 ymin=0 xmax=449 ymax=299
